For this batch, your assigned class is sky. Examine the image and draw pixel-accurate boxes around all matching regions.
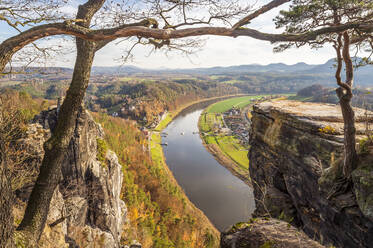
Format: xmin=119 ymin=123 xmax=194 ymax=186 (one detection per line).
xmin=0 ymin=0 xmax=338 ymax=69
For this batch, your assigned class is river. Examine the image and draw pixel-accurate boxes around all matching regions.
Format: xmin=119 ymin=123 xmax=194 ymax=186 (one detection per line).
xmin=162 ymin=103 xmax=255 ymax=232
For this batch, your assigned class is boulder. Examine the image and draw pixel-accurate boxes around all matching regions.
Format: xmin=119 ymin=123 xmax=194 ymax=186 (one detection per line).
xmin=221 ymin=218 xmax=324 ymax=248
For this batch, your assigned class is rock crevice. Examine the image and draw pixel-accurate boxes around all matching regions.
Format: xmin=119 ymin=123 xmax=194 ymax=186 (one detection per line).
xmin=22 ymin=108 xmax=127 ymax=247
xmin=249 ymin=100 xmax=373 ymax=248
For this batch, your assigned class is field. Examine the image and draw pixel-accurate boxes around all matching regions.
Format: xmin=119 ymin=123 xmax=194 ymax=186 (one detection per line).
xmin=200 ymin=94 xmax=296 ymax=174
xmin=199 ymin=112 xmax=223 ymax=133
xmin=199 ymin=95 xmax=263 ymax=171
xmin=205 ymin=95 xmax=267 ymax=113
xmin=150 ymin=94 xmax=268 ymax=192
xmin=199 ymin=111 xmax=249 ymax=170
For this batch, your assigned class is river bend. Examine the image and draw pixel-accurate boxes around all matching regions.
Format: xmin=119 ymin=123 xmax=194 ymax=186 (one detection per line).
xmin=162 ymin=105 xmax=255 ymax=231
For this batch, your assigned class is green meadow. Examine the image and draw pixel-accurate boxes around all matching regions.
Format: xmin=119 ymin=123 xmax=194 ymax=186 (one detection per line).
xmin=205 ymin=95 xmax=267 ymax=113
xmin=199 ymin=95 xmax=266 ymax=171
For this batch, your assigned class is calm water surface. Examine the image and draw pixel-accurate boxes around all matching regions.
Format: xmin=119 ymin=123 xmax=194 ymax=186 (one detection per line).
xmin=162 ymin=106 xmax=255 ymax=231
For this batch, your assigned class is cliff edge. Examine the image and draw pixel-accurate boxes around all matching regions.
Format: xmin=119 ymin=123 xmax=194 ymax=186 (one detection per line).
xmin=18 ymin=108 xmax=128 ymax=247
xmin=248 ymin=100 xmax=373 ymax=247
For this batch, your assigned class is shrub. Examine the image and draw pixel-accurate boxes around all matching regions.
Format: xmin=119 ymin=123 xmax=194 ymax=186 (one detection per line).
xmin=359 ymin=136 xmax=373 ymax=155
xmin=319 ymin=125 xmax=337 ymax=134
xmin=96 ymin=138 xmax=108 ymax=167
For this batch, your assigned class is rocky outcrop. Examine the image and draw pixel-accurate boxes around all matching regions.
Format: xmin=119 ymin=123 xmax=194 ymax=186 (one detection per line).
xmin=21 ymin=108 xmax=127 ymax=247
xmin=352 ymin=154 xmax=373 ymax=222
xmin=221 ymin=218 xmax=324 ymax=248
xmin=248 ymin=100 xmax=373 ymax=248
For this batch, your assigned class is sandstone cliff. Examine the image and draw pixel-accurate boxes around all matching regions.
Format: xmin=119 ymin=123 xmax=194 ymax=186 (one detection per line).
xmin=248 ymin=100 xmax=373 ymax=247
xmin=221 ymin=218 xmax=324 ymax=248
xmin=18 ymin=108 xmax=128 ymax=247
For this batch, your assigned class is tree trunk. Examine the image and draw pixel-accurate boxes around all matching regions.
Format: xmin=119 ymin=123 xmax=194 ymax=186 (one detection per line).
xmin=16 ymin=39 xmax=96 ymax=246
xmin=337 ymin=88 xmax=358 ymax=178
xmin=334 ymin=32 xmax=358 ymax=180
xmin=16 ymin=1 xmax=105 ymax=244
xmin=17 ymin=0 xmax=105 ymax=244
xmin=0 ymin=142 xmax=15 ymax=248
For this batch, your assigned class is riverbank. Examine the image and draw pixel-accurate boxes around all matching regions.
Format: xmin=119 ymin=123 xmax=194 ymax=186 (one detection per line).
xmin=160 ymin=107 xmax=255 ymax=231
xmin=197 ymin=95 xmax=294 ymax=186
xmin=148 ymin=94 xmax=252 ymax=244
xmin=199 ymin=140 xmax=251 ymax=185
xmin=197 ymin=96 xmax=263 ymax=186
xmin=150 ymin=94 xmax=252 ymax=170
xmin=153 ymin=94 xmax=250 ymax=131
xmin=149 ymin=94 xmax=250 ymax=169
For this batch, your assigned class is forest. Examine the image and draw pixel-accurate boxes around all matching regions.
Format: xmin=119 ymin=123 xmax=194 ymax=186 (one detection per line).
xmin=1 ymin=0 xmax=373 ymax=248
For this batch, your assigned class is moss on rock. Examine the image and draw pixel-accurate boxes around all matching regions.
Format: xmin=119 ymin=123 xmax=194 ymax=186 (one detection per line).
xmin=352 ymin=154 xmax=373 ymax=221
xmin=96 ymin=138 xmax=108 ymax=167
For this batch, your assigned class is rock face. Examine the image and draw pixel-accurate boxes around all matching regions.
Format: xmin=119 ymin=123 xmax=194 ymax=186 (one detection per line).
xmin=23 ymin=108 xmax=127 ymax=247
xmin=221 ymin=218 xmax=324 ymax=248
xmin=248 ymin=100 xmax=373 ymax=248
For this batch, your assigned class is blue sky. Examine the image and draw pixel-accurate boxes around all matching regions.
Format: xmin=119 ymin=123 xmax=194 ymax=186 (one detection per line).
xmin=0 ymin=0 xmax=338 ymax=69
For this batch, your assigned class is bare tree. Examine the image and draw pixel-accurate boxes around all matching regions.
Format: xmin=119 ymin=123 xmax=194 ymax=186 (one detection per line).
xmin=2 ymin=0 xmax=373 ymax=246
xmin=0 ymin=0 xmax=72 ymax=72
xmin=3 ymin=0 xmax=373 ymax=73
xmin=16 ymin=1 xmax=107 ymax=244
xmin=7 ymin=0 xmax=284 ymax=245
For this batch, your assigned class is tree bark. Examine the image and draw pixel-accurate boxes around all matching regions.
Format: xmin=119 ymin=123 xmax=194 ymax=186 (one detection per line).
xmin=0 ymin=128 xmax=15 ymax=248
xmin=338 ymin=92 xmax=358 ymax=178
xmin=340 ymin=32 xmax=358 ymax=178
xmin=232 ymin=0 xmax=291 ymax=29
xmin=16 ymin=40 xmax=96 ymax=245
xmin=334 ymin=32 xmax=358 ymax=179
xmin=16 ymin=1 xmax=104 ymax=244
xmin=1 ymin=20 xmax=373 ymax=73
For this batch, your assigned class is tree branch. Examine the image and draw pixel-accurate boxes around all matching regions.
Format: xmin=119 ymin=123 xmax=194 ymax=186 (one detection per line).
xmin=342 ymin=32 xmax=354 ymax=87
xmin=232 ymin=0 xmax=291 ymax=29
xmin=1 ymin=20 xmax=373 ymax=73
xmin=334 ymin=34 xmax=352 ymax=94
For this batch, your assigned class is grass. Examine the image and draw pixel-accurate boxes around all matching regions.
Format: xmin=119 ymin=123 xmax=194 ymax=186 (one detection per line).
xmin=199 ymin=111 xmax=249 ymax=170
xmin=119 ymin=77 xmax=156 ymax=83
xmin=221 ymin=79 xmax=240 ymax=84
xmin=150 ymin=132 xmax=165 ymax=167
xmin=154 ymin=114 xmax=173 ymax=131
xmin=93 ymin=112 xmax=220 ymax=248
xmin=205 ymin=95 xmax=267 ymax=113
xmin=216 ymin=136 xmax=249 ymax=169
xmin=199 ymin=112 xmax=222 ymax=133
xmin=199 ymin=95 xmax=265 ymax=170
xmin=201 ymin=94 xmax=295 ymax=171
xmin=153 ymin=94 xmax=245 ymax=132
xmin=96 ymin=138 xmax=108 ymax=167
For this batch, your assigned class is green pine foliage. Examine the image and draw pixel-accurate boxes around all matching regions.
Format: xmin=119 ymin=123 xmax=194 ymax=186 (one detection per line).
xmin=273 ymin=0 xmax=373 ymax=52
